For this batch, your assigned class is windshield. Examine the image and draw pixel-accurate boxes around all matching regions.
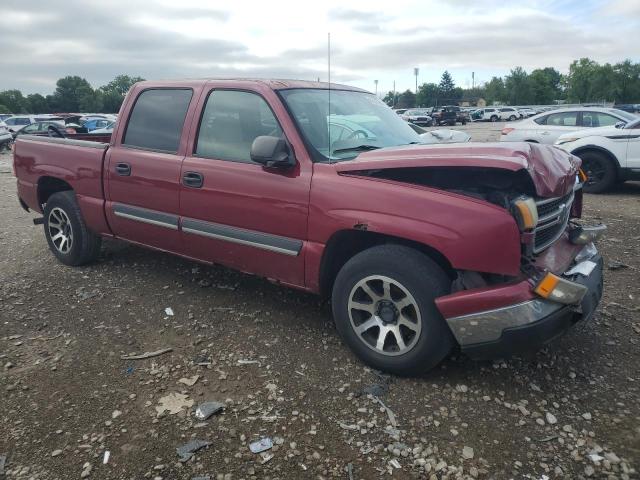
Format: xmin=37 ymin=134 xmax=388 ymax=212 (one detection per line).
xmin=611 ymin=109 xmax=638 ymax=122
xmin=279 ymin=89 xmax=422 ymax=162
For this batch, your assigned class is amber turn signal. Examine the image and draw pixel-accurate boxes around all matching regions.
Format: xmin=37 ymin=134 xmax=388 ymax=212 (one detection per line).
xmin=512 ymin=197 xmax=538 ymax=231
xmin=534 ymin=272 xmax=588 ymax=305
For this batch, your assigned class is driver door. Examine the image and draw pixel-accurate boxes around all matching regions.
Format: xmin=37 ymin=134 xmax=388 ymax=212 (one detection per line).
xmin=179 ymin=84 xmax=312 ymax=287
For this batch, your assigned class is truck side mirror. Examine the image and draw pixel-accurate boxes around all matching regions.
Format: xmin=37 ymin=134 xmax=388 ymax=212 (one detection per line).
xmin=250 ymin=136 xmax=295 ymax=169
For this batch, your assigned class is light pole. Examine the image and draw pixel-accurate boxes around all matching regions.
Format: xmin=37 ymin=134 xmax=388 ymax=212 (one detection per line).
xmin=414 ymin=68 xmax=419 ymax=107
xmin=374 ymin=79 xmax=378 ymax=96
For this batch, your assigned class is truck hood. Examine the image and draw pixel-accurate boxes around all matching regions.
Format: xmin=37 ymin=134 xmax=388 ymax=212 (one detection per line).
xmin=334 ymin=142 xmax=580 ymax=198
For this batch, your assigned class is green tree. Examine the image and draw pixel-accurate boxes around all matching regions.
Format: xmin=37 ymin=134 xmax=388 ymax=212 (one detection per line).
xmin=26 ymin=93 xmax=50 ymax=114
xmin=52 ymin=76 xmax=97 ymax=112
xmin=382 ymin=91 xmax=398 ymax=107
xmin=438 ymin=71 xmax=455 ymax=96
xmin=0 ymin=90 xmax=29 ymax=113
xmin=504 ymin=67 xmax=533 ymax=104
xmin=416 ymin=83 xmax=440 ymax=107
xmin=0 ymin=104 xmax=11 ymax=114
xmin=484 ymin=77 xmax=506 ymax=104
xmin=396 ymin=90 xmax=416 ymax=109
xmin=529 ymin=67 xmax=563 ymax=104
xmin=566 ymin=58 xmax=599 ymax=103
xmin=100 ymin=75 xmax=145 ymax=113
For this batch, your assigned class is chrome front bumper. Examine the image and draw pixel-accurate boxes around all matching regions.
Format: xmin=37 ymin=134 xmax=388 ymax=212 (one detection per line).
xmin=446 ymin=243 xmax=602 ymax=347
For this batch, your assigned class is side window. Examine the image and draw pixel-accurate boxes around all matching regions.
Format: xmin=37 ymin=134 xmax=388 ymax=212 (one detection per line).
xmin=123 ymin=89 xmax=192 ymax=153
xmin=596 ymin=113 xmax=620 ymax=127
xmin=195 ymin=90 xmax=283 ymax=163
xmin=17 ymin=118 xmax=31 ymax=125
xmin=22 ymin=124 xmax=38 ymax=133
xmin=546 ymin=112 xmax=577 ymax=126
xmin=534 ymin=115 xmax=548 ymax=125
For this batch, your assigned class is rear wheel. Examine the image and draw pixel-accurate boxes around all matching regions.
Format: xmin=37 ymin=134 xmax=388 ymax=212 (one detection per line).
xmin=490 ymin=115 xmax=499 ymax=122
xmin=579 ymin=151 xmax=617 ymax=193
xmin=508 ymin=115 xmax=516 ymax=121
xmin=43 ymin=191 xmax=102 ymax=266
xmin=332 ymin=245 xmax=454 ymax=375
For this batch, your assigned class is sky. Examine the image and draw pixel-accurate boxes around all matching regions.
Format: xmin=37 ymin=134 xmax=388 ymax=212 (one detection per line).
xmin=0 ymin=0 xmax=639 ymax=95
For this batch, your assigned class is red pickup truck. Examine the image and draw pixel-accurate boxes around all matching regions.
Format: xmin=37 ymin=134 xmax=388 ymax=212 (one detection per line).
xmin=14 ymin=79 xmax=605 ymax=374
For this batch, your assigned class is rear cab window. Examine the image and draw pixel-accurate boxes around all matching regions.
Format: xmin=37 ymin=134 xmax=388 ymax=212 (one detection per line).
xmin=123 ymin=89 xmax=193 ymax=153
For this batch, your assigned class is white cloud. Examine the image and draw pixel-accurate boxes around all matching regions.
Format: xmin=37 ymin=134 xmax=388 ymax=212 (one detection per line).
xmin=0 ymin=0 xmax=638 ymax=94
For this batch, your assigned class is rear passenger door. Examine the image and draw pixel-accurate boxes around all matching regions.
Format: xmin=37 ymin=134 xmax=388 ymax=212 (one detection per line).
xmin=105 ymin=87 xmax=197 ymax=253
xmin=536 ymin=111 xmax=579 ymax=143
xmin=179 ymin=86 xmax=312 ymax=287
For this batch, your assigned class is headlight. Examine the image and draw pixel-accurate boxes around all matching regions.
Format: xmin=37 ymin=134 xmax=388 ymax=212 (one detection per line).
xmin=554 ymin=137 xmax=579 ymax=145
xmin=511 ymin=196 xmax=538 ymax=231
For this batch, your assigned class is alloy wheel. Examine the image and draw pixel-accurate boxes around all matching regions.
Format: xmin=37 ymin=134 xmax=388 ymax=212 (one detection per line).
xmin=348 ymin=275 xmax=422 ymax=356
xmin=48 ymin=207 xmax=73 ymax=254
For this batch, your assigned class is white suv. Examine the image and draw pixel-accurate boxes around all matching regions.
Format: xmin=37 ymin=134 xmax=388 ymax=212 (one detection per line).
xmin=472 ymin=107 xmax=519 ymax=122
xmin=555 ymin=117 xmax=640 ymax=193
xmin=0 ymin=121 xmax=12 ymax=149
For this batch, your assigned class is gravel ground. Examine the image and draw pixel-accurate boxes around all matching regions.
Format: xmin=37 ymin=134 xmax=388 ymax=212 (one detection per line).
xmin=1 ymin=126 xmax=639 ymax=479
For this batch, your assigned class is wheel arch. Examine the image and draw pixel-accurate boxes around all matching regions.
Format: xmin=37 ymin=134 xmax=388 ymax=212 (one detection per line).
xmin=37 ymin=176 xmax=74 ymax=208
xmin=318 ymin=229 xmax=454 ymax=298
xmin=571 ymin=145 xmax=621 ymax=169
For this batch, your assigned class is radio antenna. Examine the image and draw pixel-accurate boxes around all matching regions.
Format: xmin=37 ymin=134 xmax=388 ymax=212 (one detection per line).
xmin=328 ymin=32 xmax=331 ymax=163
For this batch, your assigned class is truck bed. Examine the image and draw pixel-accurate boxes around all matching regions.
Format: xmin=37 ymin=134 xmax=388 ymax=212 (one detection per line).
xmin=14 ymin=134 xmax=112 ymax=235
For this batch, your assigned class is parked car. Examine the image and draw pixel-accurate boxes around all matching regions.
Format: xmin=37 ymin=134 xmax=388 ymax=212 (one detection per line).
xmin=431 ymin=106 xmax=467 ymax=126
xmin=555 ymin=117 xmax=640 ymax=193
xmin=500 ymin=107 xmax=638 ymax=144
xmin=393 ymin=108 xmax=409 ymax=115
xmin=419 ymin=129 xmax=471 ymax=143
xmin=12 ymin=121 xmax=77 ymax=139
xmin=4 ymin=115 xmax=65 ymax=133
xmin=91 ymin=121 xmax=115 ymax=134
xmin=0 ymin=114 xmax=13 ymax=122
xmin=401 ymin=108 xmax=433 ymax=126
xmin=471 ymin=107 xmax=502 ymax=122
xmin=518 ymin=108 xmax=537 ymax=118
xmin=0 ymin=121 xmax=12 ymax=149
xmin=614 ymin=104 xmax=640 ymax=114
xmin=14 ymin=78 xmax=604 ymax=375
xmin=83 ymin=118 xmax=114 ymax=132
xmin=499 ymin=107 xmax=521 ymax=121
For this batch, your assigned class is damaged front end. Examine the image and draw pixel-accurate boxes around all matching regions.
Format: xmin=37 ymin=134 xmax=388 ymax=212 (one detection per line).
xmin=335 ymin=142 xmax=606 ymax=358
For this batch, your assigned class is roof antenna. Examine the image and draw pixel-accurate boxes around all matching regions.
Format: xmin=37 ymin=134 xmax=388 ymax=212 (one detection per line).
xmin=328 ymin=32 xmax=332 ymax=164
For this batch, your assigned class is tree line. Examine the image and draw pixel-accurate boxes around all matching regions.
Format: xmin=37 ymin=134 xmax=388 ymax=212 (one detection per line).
xmin=0 ymin=75 xmax=144 ymax=115
xmin=383 ymin=58 xmax=640 ymax=108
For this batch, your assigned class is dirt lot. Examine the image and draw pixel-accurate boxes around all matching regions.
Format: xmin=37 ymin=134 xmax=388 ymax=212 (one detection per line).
xmin=1 ymin=125 xmax=639 ymax=480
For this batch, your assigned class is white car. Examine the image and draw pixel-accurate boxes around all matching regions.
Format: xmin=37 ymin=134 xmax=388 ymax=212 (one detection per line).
xmin=401 ymin=109 xmax=434 ymax=126
xmin=555 ymin=117 xmax=640 ymax=193
xmin=500 ymin=107 xmax=637 ymax=145
xmin=518 ymin=108 xmax=537 ymax=118
xmin=0 ymin=121 xmax=12 ymax=149
xmin=91 ymin=121 xmax=115 ymax=134
xmin=4 ymin=115 xmax=65 ymax=133
xmin=419 ymin=129 xmax=471 ymax=144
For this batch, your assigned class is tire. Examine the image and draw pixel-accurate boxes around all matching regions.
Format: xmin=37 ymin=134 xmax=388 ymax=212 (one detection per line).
xmin=579 ymin=151 xmax=617 ymax=194
xmin=332 ymin=244 xmax=454 ymax=376
xmin=490 ymin=115 xmax=499 ymax=122
xmin=508 ymin=115 xmax=516 ymax=121
xmin=43 ymin=191 xmax=102 ymax=266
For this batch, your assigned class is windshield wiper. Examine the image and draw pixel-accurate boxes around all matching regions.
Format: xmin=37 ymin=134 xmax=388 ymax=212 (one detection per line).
xmin=332 ymin=144 xmax=381 ymax=155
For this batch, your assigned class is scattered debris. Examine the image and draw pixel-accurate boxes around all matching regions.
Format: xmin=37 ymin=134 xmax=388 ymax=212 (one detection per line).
xmin=120 ymin=348 xmax=173 ymax=360
xmin=545 ymin=412 xmax=558 ymax=424
xmin=361 ymin=383 xmax=388 ymax=397
xmin=462 ymin=446 xmax=475 ymax=459
xmin=103 ymin=451 xmax=110 ymax=464
xmin=0 ymin=454 xmax=6 ymax=476
xmin=51 ymin=449 xmax=62 ymax=457
xmin=588 ymin=453 xmax=604 ymax=463
xmin=538 ymin=435 xmax=559 ymax=442
xmin=373 ymin=397 xmax=398 ymax=427
xmin=111 ymin=410 xmax=122 ymax=419
xmin=608 ymin=261 xmax=630 ymax=270
xmin=191 ymin=476 xmax=211 ymax=480
xmin=165 ymin=307 xmax=174 ymax=316
xmin=237 ymin=359 xmax=260 ymax=365
xmin=249 ymin=437 xmax=273 ymax=454
xmin=176 ymin=439 xmax=211 ymax=462
xmin=347 ymin=462 xmax=354 ymax=480
xmin=260 ymin=452 xmax=274 ymax=464
xmin=80 ymin=462 xmax=92 ymax=478
xmin=178 ymin=375 xmax=200 ymax=386
xmin=389 ymin=459 xmax=401 ymax=469
xmin=194 ymin=401 xmax=225 ymax=420
xmin=155 ymin=392 xmax=194 ymax=416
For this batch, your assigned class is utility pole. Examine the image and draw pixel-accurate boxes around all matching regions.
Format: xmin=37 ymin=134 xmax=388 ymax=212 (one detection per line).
xmin=393 ymin=80 xmax=396 ymax=107
xmin=472 ymin=72 xmax=475 ymax=89
xmin=414 ymin=67 xmax=419 ymax=94
xmin=374 ymin=79 xmax=378 ymax=96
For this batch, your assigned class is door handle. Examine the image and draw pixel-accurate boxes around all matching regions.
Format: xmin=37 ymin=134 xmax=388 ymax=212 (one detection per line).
xmin=183 ymin=171 xmax=204 ymax=188
xmin=540 ymin=131 xmax=550 ymax=135
xmin=115 ymin=162 xmax=131 ymax=176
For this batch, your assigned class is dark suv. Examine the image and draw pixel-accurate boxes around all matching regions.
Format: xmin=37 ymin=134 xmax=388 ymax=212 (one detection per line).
xmin=431 ymin=106 xmax=468 ymax=126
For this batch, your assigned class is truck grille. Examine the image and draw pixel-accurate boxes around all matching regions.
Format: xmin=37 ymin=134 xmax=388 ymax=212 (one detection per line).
xmin=533 ymin=191 xmax=574 ymax=253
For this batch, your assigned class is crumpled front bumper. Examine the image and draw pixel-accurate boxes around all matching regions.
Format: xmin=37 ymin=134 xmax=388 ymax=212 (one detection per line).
xmin=441 ymin=242 xmax=604 ymax=360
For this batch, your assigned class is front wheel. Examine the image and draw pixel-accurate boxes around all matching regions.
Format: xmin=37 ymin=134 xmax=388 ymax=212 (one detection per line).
xmin=44 ymin=191 xmax=102 ymax=266
xmin=490 ymin=115 xmax=499 ymax=122
xmin=332 ymin=245 xmax=454 ymax=375
xmin=579 ymin=151 xmax=617 ymax=193
xmin=508 ymin=115 xmax=516 ymax=121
